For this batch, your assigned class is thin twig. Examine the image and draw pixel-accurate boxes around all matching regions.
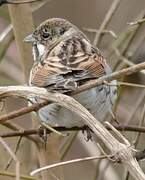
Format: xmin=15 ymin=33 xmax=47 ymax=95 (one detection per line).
xmin=113 ymin=47 xmax=135 ymax=66
xmin=0 ymin=137 xmax=20 ymax=180
xmin=4 ymin=136 xmax=22 ymax=170
xmin=0 ymin=0 xmax=41 ymax=6
xmin=30 ymin=154 xmax=114 ymax=176
xmin=136 ymin=149 xmax=145 ymax=161
xmin=133 ymin=104 xmax=145 ymax=147
xmin=105 ymin=122 xmax=130 ymax=145
xmin=1 ymin=121 xmax=38 ymax=142
xmin=0 ymin=25 xmax=13 ymax=43
xmin=0 ymin=100 xmax=49 ymax=123
xmin=60 ymin=132 xmax=77 ymax=159
xmin=71 ymin=61 xmax=145 ymax=95
xmin=93 ymin=0 xmax=121 ymax=46
xmin=2 ymin=124 xmax=145 ymax=138
xmin=83 ymin=27 xmax=117 ymax=38
xmin=0 ymin=25 xmax=14 ymax=62
xmin=127 ymin=92 xmax=145 ymax=124
xmin=128 ymin=18 xmax=145 ymax=26
xmin=105 ymin=81 xmax=145 ymax=88
xmin=0 ymin=171 xmax=36 ymax=180
xmin=108 ymin=11 xmax=145 ymax=70
xmin=2 ymin=125 xmax=145 ymax=162
xmin=126 ymin=104 xmax=145 ymax=180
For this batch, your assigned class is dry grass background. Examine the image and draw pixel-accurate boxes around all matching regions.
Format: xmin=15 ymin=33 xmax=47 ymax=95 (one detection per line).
xmin=0 ymin=0 xmax=145 ymax=180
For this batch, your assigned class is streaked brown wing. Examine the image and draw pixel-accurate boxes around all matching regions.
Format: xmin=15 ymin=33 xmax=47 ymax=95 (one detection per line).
xmin=74 ymin=53 xmax=106 ymax=78
xmin=30 ymin=37 xmax=107 ymax=91
xmin=30 ymin=57 xmax=71 ymax=87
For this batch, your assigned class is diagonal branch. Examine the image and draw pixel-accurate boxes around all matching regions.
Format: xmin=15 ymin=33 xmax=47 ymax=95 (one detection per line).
xmin=71 ymin=61 xmax=145 ymax=95
xmin=0 ymin=137 xmax=20 ymax=180
xmin=0 ymin=86 xmax=144 ymax=179
xmin=30 ymin=154 xmax=114 ymax=176
xmin=93 ymin=0 xmax=121 ymax=46
xmin=128 ymin=18 xmax=145 ymax=26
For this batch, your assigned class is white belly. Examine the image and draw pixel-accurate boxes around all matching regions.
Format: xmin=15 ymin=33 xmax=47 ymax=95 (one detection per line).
xmin=38 ymin=80 xmax=117 ymax=127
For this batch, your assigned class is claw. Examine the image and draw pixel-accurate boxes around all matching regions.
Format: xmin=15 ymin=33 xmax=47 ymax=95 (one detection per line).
xmin=38 ymin=125 xmax=48 ymax=146
xmin=82 ymin=125 xmax=93 ymax=141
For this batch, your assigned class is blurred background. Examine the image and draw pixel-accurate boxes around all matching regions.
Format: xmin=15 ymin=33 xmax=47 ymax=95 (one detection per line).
xmin=0 ymin=0 xmax=145 ymax=180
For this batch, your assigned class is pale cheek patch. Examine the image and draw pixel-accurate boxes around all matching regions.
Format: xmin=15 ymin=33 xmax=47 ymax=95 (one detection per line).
xmin=37 ymin=43 xmax=45 ymax=56
xmin=32 ymin=43 xmax=45 ymax=61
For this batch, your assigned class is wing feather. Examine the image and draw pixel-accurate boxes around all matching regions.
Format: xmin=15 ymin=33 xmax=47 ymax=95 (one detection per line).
xmin=29 ymin=37 xmax=107 ymax=91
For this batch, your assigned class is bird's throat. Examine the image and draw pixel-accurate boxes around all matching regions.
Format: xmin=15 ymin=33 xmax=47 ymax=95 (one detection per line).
xmin=32 ymin=43 xmax=45 ymax=61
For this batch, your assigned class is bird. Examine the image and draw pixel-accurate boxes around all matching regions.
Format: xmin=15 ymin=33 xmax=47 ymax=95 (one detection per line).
xmin=24 ymin=18 xmax=117 ymax=132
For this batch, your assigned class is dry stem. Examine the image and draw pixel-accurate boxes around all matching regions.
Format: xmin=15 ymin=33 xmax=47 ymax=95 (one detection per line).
xmin=0 ymin=86 xmax=144 ymax=179
xmin=93 ymin=0 xmax=121 ymax=46
xmin=2 ymin=124 xmax=145 ymax=138
xmin=0 ymin=137 xmax=20 ymax=180
xmin=30 ymin=154 xmax=114 ymax=176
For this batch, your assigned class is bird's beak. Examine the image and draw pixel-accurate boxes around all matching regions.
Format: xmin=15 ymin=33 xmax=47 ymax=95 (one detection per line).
xmin=23 ymin=34 xmax=35 ymax=43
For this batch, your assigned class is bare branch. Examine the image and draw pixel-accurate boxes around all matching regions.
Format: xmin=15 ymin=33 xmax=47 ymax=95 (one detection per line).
xmin=2 ymin=121 xmax=39 ymax=143
xmin=133 ymin=104 xmax=145 ymax=147
xmin=93 ymin=0 xmax=121 ymax=46
xmin=0 ymin=0 xmax=41 ymax=6
xmin=113 ymin=47 xmax=134 ymax=66
xmin=4 ymin=136 xmax=22 ymax=170
xmin=83 ymin=27 xmax=117 ymax=38
xmin=0 ymin=86 xmax=144 ymax=179
xmin=0 ymin=100 xmax=48 ymax=123
xmin=128 ymin=18 xmax=145 ymax=26
xmin=0 ymin=137 xmax=20 ymax=180
xmin=30 ymin=154 xmax=114 ymax=176
xmin=105 ymin=81 xmax=145 ymax=88
xmin=2 ymin=124 xmax=145 ymax=138
xmin=0 ymin=25 xmax=14 ymax=62
xmin=0 ymin=25 xmax=13 ymax=43
xmin=0 ymin=170 xmax=36 ymax=179
xmin=126 ymin=104 xmax=145 ymax=180
xmin=71 ymin=61 xmax=145 ymax=95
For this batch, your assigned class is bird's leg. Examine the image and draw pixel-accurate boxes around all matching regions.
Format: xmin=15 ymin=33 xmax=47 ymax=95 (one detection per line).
xmin=82 ymin=125 xmax=93 ymax=141
xmin=39 ymin=124 xmax=47 ymax=142
xmin=38 ymin=124 xmax=48 ymax=148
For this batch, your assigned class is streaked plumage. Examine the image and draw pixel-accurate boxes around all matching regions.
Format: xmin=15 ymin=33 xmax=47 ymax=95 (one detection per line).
xmin=24 ymin=18 xmax=117 ymax=127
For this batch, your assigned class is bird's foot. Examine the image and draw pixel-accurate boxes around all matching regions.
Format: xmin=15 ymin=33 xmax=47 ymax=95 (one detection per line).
xmin=82 ymin=125 xmax=93 ymax=141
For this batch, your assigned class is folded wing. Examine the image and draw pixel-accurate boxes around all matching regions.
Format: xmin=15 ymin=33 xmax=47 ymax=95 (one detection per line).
xmin=29 ymin=37 xmax=108 ymax=92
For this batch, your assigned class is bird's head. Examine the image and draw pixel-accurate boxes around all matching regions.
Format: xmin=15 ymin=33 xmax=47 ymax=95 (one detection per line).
xmin=25 ymin=18 xmax=76 ymax=45
xmin=24 ymin=18 xmax=88 ymax=60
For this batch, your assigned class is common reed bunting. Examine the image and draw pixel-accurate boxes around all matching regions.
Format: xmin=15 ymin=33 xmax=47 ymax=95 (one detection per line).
xmin=24 ymin=18 xmax=117 ymax=129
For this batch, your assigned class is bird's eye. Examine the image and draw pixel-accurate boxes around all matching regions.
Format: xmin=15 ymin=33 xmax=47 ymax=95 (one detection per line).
xmin=42 ymin=28 xmax=51 ymax=39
